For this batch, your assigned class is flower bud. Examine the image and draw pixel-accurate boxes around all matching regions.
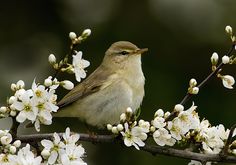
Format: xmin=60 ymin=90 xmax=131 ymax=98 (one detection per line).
xmin=48 ymin=54 xmax=56 ymax=64
xmin=41 ymin=149 xmax=51 ymax=159
xmin=225 ymin=25 xmax=233 ymax=35
xmin=232 ymin=36 xmax=236 ymax=42
xmin=8 ymin=96 xmax=16 ymax=104
xmin=10 ymin=110 xmax=16 ymax=116
xmin=9 ymin=145 xmax=16 ymax=154
xmin=211 ymin=52 xmax=219 ymax=66
xmin=222 ymin=55 xmax=230 ymax=64
xmin=16 ymin=80 xmax=25 ymax=89
xmin=154 ymin=109 xmax=164 ymax=117
xmin=189 ymin=78 xmax=197 ymax=87
xmin=232 ymin=149 xmax=236 ymax=155
xmin=13 ymin=140 xmax=21 ymax=148
xmin=44 ymin=78 xmax=53 ymax=87
xmin=106 ymin=124 xmax=112 ymax=131
xmin=0 ymin=106 xmax=7 ymax=113
xmin=126 ymin=107 xmax=133 ymax=114
xmin=1 ymin=135 xmax=12 ymax=145
xmin=120 ymin=113 xmax=126 ymax=122
xmin=150 ymin=126 xmax=156 ymax=133
xmin=82 ymin=29 xmax=91 ymax=37
xmin=111 ymin=126 xmax=119 ymax=134
xmin=10 ymin=103 xmax=17 ymax=110
xmin=61 ymin=80 xmax=74 ymax=90
xmin=11 ymin=83 xmax=17 ymax=91
xmin=164 ymin=111 xmax=171 ymax=118
xmin=0 ymin=130 xmax=6 ymax=137
xmin=191 ymin=87 xmax=199 ymax=94
xmin=174 ymin=104 xmax=184 ymax=112
xmin=69 ymin=32 xmax=77 ymax=40
xmin=117 ymin=124 xmax=124 ymax=131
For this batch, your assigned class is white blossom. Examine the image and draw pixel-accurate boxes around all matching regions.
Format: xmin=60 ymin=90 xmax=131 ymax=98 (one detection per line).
xmin=167 ymin=120 xmax=183 ymax=140
xmin=12 ymin=90 xmax=37 ymax=123
xmin=62 ymin=127 xmax=80 ymax=145
xmin=121 ymin=123 xmax=147 ymax=150
xmin=59 ymin=144 xmax=87 ymax=165
xmin=41 ymin=132 xmax=65 ymax=164
xmin=72 ymin=51 xmax=90 ymax=82
xmin=138 ymin=120 xmax=150 ymax=133
xmin=222 ymin=75 xmax=235 ymax=89
xmin=8 ymin=144 xmax=42 ymax=165
xmin=41 ymin=127 xmax=86 ymax=164
xmin=153 ymin=117 xmax=166 ymax=129
xmin=153 ymin=128 xmax=176 ymax=146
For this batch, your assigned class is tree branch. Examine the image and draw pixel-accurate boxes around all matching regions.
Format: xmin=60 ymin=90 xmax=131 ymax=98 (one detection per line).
xmin=16 ymin=133 xmax=236 ymax=164
xmin=165 ymin=44 xmax=235 ymax=122
xmin=222 ymin=124 xmax=236 ymax=156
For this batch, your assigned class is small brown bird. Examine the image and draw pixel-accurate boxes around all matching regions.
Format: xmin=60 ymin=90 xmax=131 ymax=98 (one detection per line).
xmin=56 ymin=41 xmax=147 ymax=128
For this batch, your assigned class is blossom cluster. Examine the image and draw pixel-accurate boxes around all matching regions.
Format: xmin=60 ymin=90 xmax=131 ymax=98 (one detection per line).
xmin=0 ymin=130 xmax=22 ymax=163
xmin=41 ymin=127 xmax=86 ymax=165
xmin=107 ymin=108 xmax=150 ymax=150
xmin=108 ymin=102 xmax=236 ymax=165
xmin=49 ymin=29 xmax=91 ymax=83
xmin=0 ymin=30 xmax=91 ymax=132
xmin=210 ymin=25 xmax=236 ymax=89
xmin=0 ymin=79 xmax=60 ymax=132
xmin=0 ymin=128 xmax=86 ymax=165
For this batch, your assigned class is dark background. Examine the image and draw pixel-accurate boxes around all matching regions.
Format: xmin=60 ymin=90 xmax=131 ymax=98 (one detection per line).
xmin=0 ymin=1 xmax=236 ymax=164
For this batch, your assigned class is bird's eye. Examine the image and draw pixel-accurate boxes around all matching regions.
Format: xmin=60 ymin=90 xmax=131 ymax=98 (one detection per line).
xmin=120 ymin=51 xmax=129 ymax=55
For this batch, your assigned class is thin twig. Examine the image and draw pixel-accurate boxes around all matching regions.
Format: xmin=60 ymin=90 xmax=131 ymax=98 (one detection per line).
xmin=51 ymin=43 xmax=77 ymax=80
xmin=16 ymin=133 xmax=236 ymax=164
xmin=222 ymin=124 xmax=236 ymax=156
xmin=165 ymin=44 xmax=235 ymax=122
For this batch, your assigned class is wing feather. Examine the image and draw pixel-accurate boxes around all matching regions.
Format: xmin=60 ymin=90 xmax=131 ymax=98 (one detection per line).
xmin=57 ymin=65 xmax=114 ymax=108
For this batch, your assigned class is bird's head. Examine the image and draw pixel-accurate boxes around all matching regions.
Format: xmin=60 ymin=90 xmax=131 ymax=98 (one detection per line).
xmin=102 ymin=41 xmax=148 ymax=70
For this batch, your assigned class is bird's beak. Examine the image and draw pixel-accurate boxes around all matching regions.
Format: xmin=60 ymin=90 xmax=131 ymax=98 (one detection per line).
xmin=135 ymin=48 xmax=148 ymax=55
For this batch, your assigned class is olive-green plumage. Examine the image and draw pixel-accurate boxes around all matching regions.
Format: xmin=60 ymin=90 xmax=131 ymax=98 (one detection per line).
xmin=56 ymin=41 xmax=147 ymax=128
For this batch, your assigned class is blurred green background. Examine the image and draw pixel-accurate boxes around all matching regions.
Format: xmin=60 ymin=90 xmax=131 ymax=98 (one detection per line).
xmin=0 ymin=0 xmax=236 ymax=164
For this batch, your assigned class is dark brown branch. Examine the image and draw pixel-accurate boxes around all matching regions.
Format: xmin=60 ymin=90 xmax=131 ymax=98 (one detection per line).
xmin=16 ymin=133 xmax=236 ymax=164
xmin=10 ymin=117 xmax=20 ymax=138
xmin=222 ymin=124 xmax=236 ymax=156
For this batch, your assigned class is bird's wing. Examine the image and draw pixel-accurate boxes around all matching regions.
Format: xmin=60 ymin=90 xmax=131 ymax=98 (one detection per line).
xmin=57 ymin=65 xmax=115 ymax=108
